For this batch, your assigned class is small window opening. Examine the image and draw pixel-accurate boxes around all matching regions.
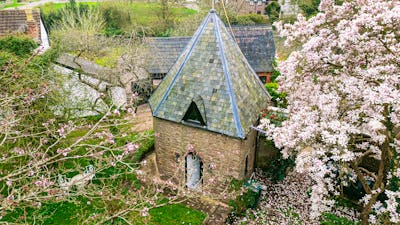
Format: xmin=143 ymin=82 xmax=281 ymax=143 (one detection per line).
xmin=183 ymin=101 xmax=206 ymax=126
xmin=151 ymin=73 xmax=166 ymax=79
xmin=259 ymin=76 xmax=267 ymax=83
xmin=209 ymin=58 xmax=214 ymax=63
xmin=185 ymin=153 xmax=203 ymax=189
xmin=212 ymin=88 xmax=217 ymax=94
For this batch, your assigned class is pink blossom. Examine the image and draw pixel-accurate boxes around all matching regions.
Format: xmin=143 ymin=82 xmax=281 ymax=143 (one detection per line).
xmin=124 ymin=143 xmax=140 ymax=154
xmin=113 ymin=109 xmax=120 ymax=116
xmin=263 ymin=0 xmax=400 ymax=222
xmin=13 ymin=147 xmax=25 ymax=155
xmin=57 ymin=147 xmax=71 ymax=156
xmin=186 ymin=144 xmax=194 ymax=151
xmin=7 ymin=195 xmax=14 ymax=201
xmin=34 ymin=176 xmax=54 ymax=188
xmin=141 ymin=207 xmax=149 ymax=217
xmin=57 ymin=127 xmax=66 ymax=138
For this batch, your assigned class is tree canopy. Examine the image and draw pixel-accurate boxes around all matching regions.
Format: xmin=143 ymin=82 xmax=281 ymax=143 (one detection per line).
xmin=261 ymin=0 xmax=400 ymax=224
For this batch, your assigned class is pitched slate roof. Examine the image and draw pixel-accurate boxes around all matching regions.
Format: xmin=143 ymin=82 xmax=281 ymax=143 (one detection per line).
xmin=230 ymin=25 xmax=275 ymax=73
xmin=0 ymin=9 xmax=41 ymax=42
xmin=145 ymin=25 xmax=275 ymax=74
xmin=149 ymin=10 xmax=270 ymax=139
xmin=146 ymin=37 xmax=191 ymax=74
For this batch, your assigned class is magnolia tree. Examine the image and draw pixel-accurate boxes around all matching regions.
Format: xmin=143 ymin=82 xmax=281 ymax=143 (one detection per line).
xmin=0 ymin=37 xmax=179 ymax=223
xmin=260 ymin=0 xmax=400 ymax=224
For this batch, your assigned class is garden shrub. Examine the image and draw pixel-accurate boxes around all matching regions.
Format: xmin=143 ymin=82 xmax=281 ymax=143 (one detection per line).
xmin=98 ymin=1 xmax=132 ymax=36
xmin=41 ymin=0 xmax=92 ymax=33
xmin=265 ymin=1 xmax=280 ymax=23
xmin=264 ymin=149 xmax=295 ymax=182
xmin=227 ymin=188 xmax=261 ymax=223
xmin=320 ymin=212 xmax=360 ymax=225
xmin=0 ymin=35 xmax=37 ymax=56
xmin=265 ymin=82 xmax=287 ymax=108
xmin=222 ymin=13 xmax=268 ymax=26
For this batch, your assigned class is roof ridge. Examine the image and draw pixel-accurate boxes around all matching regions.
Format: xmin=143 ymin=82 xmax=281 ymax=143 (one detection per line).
xmin=149 ymin=11 xmax=271 ymax=138
xmin=213 ymin=13 xmax=244 ymax=138
xmin=153 ymin=13 xmax=211 ymax=116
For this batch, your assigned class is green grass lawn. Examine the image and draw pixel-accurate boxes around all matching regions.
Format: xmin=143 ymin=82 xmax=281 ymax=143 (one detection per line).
xmin=3 ymin=199 xmax=206 ymax=224
xmin=1 ymin=126 xmax=205 ymax=224
xmin=39 ymin=2 xmax=98 ymax=14
xmin=1 ymin=114 xmax=205 ymax=225
xmin=1 ymin=0 xmax=23 ymax=9
xmin=39 ymin=1 xmax=197 ymax=32
xmin=149 ymin=203 xmax=207 ymax=225
xmin=130 ymin=2 xmax=197 ymax=26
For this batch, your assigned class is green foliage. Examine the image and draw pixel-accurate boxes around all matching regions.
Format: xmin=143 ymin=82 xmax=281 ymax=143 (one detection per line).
xmin=41 ymin=0 xmax=94 ymax=33
xmin=227 ymin=189 xmax=261 ymax=222
xmin=92 ymin=47 xmax=124 ymax=68
xmin=263 ymin=147 xmax=295 ymax=182
xmin=265 ymin=82 xmax=287 ymax=108
xmin=222 ymin=13 xmax=268 ymax=26
xmin=40 ymin=0 xmax=198 ymax=37
xmin=0 ymin=35 xmax=37 ymax=56
xmin=1 ymin=0 xmax=23 ymax=9
xmin=0 ymin=51 xmax=15 ymax=68
xmin=149 ymin=204 xmax=207 ymax=225
xmin=265 ymin=1 xmax=281 ymax=23
xmin=261 ymin=108 xmax=287 ymax=127
xmin=230 ymin=179 xmax=245 ymax=191
xmin=299 ymin=0 xmax=320 ymax=18
xmin=98 ymin=1 xmax=132 ymax=36
xmin=265 ymin=60 xmax=285 ymax=105
xmin=271 ymin=60 xmax=280 ymax=82
xmin=2 ymin=196 xmax=102 ymax=225
xmin=4 ymin=199 xmax=206 ymax=224
xmin=320 ymin=213 xmax=360 ymax=225
xmin=133 ymin=130 xmax=155 ymax=162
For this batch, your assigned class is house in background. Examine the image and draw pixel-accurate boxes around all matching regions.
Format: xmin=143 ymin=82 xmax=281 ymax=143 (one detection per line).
xmin=0 ymin=9 xmax=41 ymax=42
xmin=0 ymin=9 xmax=50 ymax=52
xmin=145 ymin=24 xmax=275 ymax=84
xmin=231 ymin=25 xmax=275 ymax=83
xmin=149 ymin=10 xmax=271 ymax=195
xmin=241 ymin=0 xmax=270 ymax=15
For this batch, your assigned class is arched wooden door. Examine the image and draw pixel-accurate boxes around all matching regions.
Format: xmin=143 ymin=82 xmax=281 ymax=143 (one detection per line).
xmin=186 ymin=153 xmax=202 ymax=189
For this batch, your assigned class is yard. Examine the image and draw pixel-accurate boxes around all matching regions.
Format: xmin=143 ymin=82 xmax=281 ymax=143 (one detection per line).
xmin=0 ymin=0 xmax=23 ymax=9
xmin=1 ymin=0 xmax=399 ymax=224
xmin=0 ymin=103 xmax=207 ymax=224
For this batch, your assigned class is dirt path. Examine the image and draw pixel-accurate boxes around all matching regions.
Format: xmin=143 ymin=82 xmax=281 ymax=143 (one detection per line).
xmin=128 ymin=104 xmax=153 ymax=132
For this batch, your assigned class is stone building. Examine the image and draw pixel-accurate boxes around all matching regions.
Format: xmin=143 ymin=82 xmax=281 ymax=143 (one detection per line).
xmin=242 ymin=0 xmax=270 ymax=15
xmin=0 ymin=9 xmax=41 ymax=42
xmin=149 ymin=10 xmax=270 ymax=194
xmin=145 ymin=25 xmax=275 ymax=84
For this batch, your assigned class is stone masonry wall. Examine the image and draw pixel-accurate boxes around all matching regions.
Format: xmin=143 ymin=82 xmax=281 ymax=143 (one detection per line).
xmin=154 ymin=118 xmax=257 ymax=195
xmin=241 ymin=129 xmax=257 ymax=178
xmin=0 ymin=9 xmax=41 ymax=42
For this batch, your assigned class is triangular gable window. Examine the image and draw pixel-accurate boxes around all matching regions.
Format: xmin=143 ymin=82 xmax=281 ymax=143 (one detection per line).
xmin=183 ymin=101 xmax=206 ymax=126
